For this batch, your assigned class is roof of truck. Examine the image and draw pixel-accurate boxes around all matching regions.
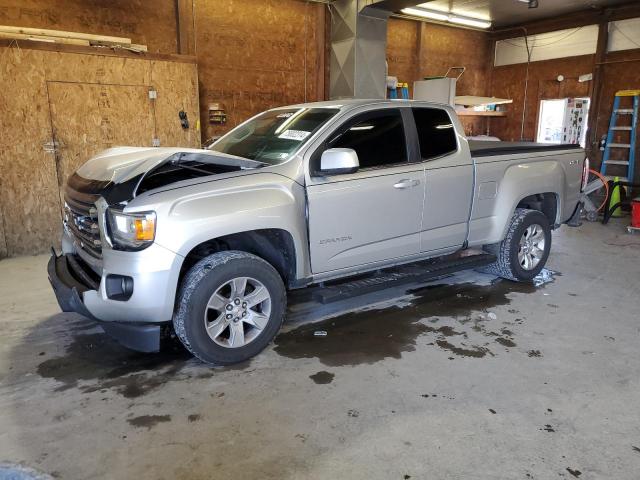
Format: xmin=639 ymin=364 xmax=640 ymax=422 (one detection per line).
xmin=281 ymin=99 xmax=450 ymax=110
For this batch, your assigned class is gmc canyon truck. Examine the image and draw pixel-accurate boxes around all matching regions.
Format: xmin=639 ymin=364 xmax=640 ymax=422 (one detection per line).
xmin=48 ymin=99 xmax=587 ymax=365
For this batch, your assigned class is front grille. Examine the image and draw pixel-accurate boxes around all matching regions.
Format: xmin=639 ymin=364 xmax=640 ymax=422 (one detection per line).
xmin=64 ymin=189 xmax=102 ymax=258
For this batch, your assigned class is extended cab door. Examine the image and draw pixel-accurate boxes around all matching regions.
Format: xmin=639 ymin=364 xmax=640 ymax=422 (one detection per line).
xmin=410 ymin=107 xmax=474 ymax=253
xmin=306 ymin=108 xmax=424 ymax=274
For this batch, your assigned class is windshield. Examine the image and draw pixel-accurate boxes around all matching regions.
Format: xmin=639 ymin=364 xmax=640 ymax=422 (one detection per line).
xmin=209 ymin=107 xmax=339 ymax=165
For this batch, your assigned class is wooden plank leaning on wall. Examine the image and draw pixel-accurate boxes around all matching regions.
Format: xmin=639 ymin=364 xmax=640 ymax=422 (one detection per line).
xmin=0 ymin=40 xmax=199 ymax=258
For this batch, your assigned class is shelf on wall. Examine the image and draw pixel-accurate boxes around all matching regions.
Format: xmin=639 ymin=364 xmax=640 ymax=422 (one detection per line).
xmin=457 ymin=110 xmax=507 ymax=117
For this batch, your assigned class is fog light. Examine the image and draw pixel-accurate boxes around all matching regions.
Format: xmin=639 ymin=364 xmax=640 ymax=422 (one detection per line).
xmin=105 ymin=274 xmax=134 ymax=301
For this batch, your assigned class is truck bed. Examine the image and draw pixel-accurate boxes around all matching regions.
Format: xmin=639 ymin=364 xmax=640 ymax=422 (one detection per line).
xmin=468 ymin=140 xmax=581 ymax=157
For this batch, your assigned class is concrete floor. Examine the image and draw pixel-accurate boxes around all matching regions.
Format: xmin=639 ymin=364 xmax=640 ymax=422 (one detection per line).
xmin=1 ymin=220 xmax=640 ymax=479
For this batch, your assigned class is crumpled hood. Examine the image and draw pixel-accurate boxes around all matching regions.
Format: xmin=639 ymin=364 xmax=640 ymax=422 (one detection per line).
xmin=76 ymin=146 xmax=226 ymax=184
xmin=68 ymin=146 xmax=264 ymax=205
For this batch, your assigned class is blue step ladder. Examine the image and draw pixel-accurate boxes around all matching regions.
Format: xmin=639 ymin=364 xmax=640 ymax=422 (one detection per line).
xmin=600 ymin=90 xmax=639 ymax=183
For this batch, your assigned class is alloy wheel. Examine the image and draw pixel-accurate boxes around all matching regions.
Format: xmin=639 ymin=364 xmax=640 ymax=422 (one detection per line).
xmin=203 ymin=277 xmax=272 ymax=348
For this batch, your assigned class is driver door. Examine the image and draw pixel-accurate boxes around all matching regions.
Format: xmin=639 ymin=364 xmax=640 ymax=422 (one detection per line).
xmin=306 ymin=108 xmax=424 ymax=275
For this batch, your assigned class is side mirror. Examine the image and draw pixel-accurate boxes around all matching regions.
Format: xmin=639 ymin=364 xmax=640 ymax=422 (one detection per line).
xmin=319 ymin=148 xmax=359 ymax=175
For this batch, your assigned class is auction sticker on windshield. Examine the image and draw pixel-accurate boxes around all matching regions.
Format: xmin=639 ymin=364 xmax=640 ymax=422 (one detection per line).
xmin=278 ymin=130 xmax=311 ymax=141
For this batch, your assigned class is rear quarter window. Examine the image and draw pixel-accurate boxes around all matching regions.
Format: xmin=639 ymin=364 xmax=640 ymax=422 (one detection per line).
xmin=412 ymin=108 xmax=458 ymax=160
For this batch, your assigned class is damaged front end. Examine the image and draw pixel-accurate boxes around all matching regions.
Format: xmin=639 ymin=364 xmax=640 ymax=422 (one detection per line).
xmin=50 ymin=147 xmax=265 ymax=352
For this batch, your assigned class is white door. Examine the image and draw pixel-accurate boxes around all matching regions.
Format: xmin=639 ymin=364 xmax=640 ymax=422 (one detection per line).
xmin=537 ymin=99 xmax=568 ymax=144
xmin=307 ymin=109 xmax=424 ymax=274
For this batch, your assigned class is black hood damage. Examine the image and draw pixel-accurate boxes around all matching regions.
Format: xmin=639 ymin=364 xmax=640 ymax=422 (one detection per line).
xmin=66 ymin=151 xmax=265 ymax=205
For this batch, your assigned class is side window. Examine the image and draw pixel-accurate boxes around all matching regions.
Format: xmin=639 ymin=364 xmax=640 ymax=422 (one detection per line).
xmin=330 ymin=110 xmax=408 ymax=169
xmin=412 ymin=108 xmax=457 ymax=160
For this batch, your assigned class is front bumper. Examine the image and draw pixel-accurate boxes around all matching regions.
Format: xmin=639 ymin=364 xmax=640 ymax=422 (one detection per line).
xmin=48 ymin=251 xmax=166 ymax=352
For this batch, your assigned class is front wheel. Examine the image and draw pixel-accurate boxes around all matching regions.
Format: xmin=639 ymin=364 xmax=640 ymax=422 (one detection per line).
xmin=482 ymin=208 xmax=552 ymax=282
xmin=173 ymin=251 xmax=286 ymax=365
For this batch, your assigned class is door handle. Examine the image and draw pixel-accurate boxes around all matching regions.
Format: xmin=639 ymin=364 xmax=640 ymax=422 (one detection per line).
xmin=393 ymin=179 xmax=420 ymax=189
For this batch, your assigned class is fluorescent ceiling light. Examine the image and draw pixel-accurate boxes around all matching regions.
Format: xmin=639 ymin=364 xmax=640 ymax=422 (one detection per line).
xmin=401 ymin=8 xmax=448 ymax=21
xmin=449 ymin=16 xmax=492 ymax=29
xmin=401 ymin=7 xmax=491 ymax=29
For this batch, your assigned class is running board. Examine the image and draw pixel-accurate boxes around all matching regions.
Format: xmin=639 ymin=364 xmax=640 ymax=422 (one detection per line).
xmin=312 ymin=252 xmax=496 ymax=304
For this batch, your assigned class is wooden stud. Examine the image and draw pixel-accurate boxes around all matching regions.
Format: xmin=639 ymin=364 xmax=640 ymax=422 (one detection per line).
xmin=0 ymin=25 xmax=131 ymax=46
xmin=0 ymin=32 xmax=90 ymax=46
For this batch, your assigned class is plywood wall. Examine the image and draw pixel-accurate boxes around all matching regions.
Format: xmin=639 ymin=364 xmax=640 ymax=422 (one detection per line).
xmin=387 ymin=18 xmax=419 ymax=90
xmin=194 ymin=0 xmax=326 ymax=141
xmin=0 ymin=0 xmax=178 ymax=53
xmin=0 ymin=47 xmax=63 ymax=256
xmin=0 ymin=44 xmax=199 ymax=257
xmin=593 ymin=48 xmax=640 ymax=180
xmin=386 ymin=18 xmax=492 ymax=136
xmin=490 ymin=55 xmax=594 ymax=142
xmin=0 ymin=208 xmax=6 ymax=258
xmin=387 ymin=19 xmax=491 ymax=95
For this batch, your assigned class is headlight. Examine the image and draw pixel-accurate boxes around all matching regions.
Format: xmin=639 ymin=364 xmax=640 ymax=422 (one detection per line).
xmin=106 ymin=209 xmax=156 ymax=250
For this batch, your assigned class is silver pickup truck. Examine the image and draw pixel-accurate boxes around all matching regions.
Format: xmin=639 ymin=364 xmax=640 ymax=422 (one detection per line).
xmin=48 ymin=99 xmax=588 ymax=364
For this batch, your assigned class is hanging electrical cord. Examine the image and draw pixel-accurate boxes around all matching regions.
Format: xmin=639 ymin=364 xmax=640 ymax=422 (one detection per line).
xmin=520 ymin=30 xmax=532 ymax=140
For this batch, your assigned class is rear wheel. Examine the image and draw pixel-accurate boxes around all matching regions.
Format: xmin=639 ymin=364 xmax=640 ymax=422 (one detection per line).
xmin=173 ymin=251 xmax=286 ymax=365
xmin=482 ymin=208 xmax=552 ymax=282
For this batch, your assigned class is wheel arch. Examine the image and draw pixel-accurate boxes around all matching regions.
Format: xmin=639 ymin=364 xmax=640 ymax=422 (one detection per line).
xmin=515 ymin=192 xmax=559 ymax=227
xmin=177 ymin=228 xmax=299 ymax=292
xmin=469 ymin=160 xmax=565 ymax=246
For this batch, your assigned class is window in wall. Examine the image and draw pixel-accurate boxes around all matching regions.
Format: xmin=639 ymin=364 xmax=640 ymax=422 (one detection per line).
xmin=412 ymin=108 xmax=457 ymax=160
xmin=331 ymin=110 xmax=408 ymax=169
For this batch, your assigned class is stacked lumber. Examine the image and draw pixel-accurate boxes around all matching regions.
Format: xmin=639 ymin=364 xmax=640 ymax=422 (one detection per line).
xmin=0 ymin=26 xmax=148 ymax=52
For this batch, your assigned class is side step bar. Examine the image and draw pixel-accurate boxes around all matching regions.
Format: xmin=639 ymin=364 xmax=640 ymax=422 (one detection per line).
xmin=312 ymin=252 xmax=496 ymax=304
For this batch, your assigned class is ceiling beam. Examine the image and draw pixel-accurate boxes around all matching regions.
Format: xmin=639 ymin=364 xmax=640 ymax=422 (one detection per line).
xmin=491 ymin=2 xmax=640 ymax=38
xmin=359 ymin=0 xmax=424 ymax=13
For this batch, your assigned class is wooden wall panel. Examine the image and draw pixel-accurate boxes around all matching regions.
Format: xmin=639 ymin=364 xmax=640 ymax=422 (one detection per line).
xmin=48 ymin=83 xmax=156 ymax=186
xmin=592 ymin=49 xmax=640 ymax=181
xmin=195 ymin=0 xmax=325 ymax=141
xmin=152 ymin=61 xmax=200 ymax=148
xmin=0 ymin=45 xmax=199 ymax=257
xmin=44 ymin=52 xmax=151 ymax=86
xmin=0 ymin=47 xmax=62 ymax=257
xmin=0 ymin=0 xmax=178 ymax=53
xmin=419 ymin=23 xmax=491 ymax=98
xmin=490 ymin=55 xmax=594 ymax=142
xmin=386 ymin=18 xmax=492 ymax=136
xmin=386 ymin=18 xmax=419 ymax=89
xmin=0 ymin=208 xmax=6 ymax=258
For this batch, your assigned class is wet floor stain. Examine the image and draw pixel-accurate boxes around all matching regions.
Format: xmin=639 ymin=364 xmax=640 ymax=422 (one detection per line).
xmin=35 ymin=331 xmax=195 ymax=397
xmin=127 ymin=414 xmax=172 ymax=429
xmin=566 ymin=467 xmax=582 ymax=477
xmin=435 ymin=339 xmax=490 ymax=358
xmin=274 ymin=305 xmax=431 ymax=367
xmin=309 ymin=371 xmax=335 ymax=384
xmin=495 ymin=337 xmax=516 ymax=348
xmin=275 ymin=270 xmax=557 ymax=366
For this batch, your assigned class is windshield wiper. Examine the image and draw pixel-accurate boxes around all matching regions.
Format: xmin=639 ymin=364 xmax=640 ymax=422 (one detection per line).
xmin=172 ymin=151 xmax=269 ymax=169
xmin=167 ymin=160 xmax=215 ymax=175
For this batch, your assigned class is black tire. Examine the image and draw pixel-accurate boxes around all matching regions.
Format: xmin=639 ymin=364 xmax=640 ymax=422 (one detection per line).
xmin=173 ymin=251 xmax=286 ymax=365
xmin=481 ymin=208 xmax=552 ymax=282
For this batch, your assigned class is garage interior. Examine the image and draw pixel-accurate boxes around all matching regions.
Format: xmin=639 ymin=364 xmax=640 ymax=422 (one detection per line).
xmin=1 ymin=0 xmax=640 ymax=478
